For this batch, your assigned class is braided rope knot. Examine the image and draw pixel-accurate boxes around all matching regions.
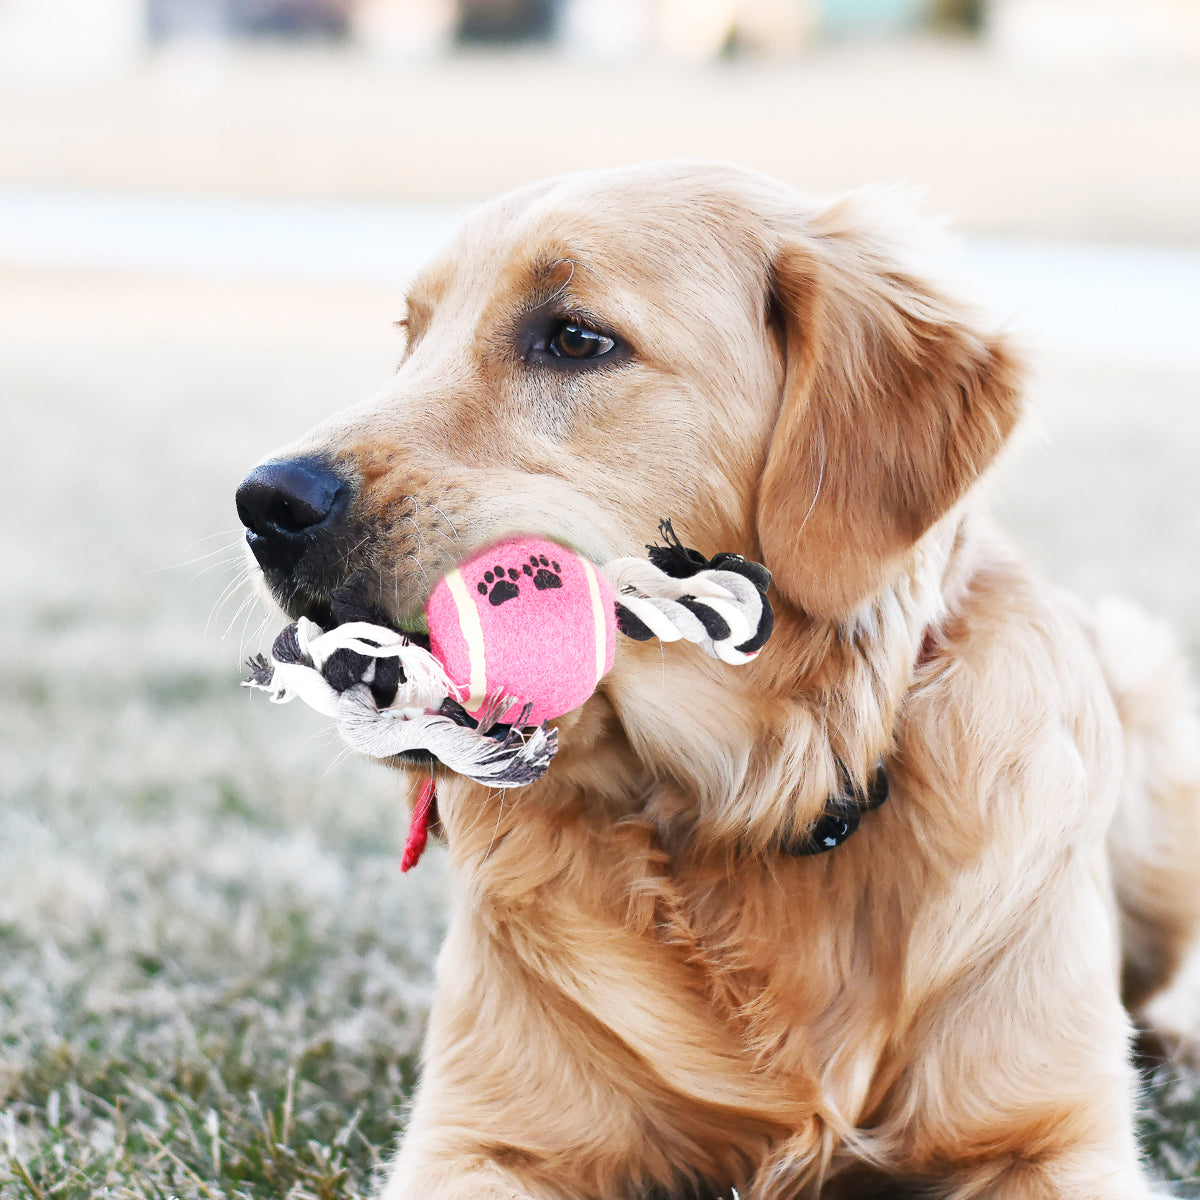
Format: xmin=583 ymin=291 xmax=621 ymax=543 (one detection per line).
xmin=248 ymin=618 xmax=458 ymax=718
xmin=604 ymin=559 xmax=769 ymax=665
xmin=245 ymin=619 xmax=555 ymax=787
xmin=604 ymin=519 xmax=773 ymax=665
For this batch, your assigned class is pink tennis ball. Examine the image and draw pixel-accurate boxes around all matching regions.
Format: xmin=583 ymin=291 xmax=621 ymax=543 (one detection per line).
xmin=425 ymin=536 xmax=617 ymax=727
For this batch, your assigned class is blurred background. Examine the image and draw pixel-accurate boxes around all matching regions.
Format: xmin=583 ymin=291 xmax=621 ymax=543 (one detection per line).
xmin=1 ymin=2 xmax=1199 ymax=1196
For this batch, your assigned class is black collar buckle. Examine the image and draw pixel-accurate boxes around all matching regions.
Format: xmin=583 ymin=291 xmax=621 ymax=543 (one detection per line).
xmin=782 ymin=761 xmax=889 ymax=857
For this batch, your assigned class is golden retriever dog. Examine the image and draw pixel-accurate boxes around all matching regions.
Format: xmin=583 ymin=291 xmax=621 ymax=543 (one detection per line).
xmin=235 ymin=162 xmax=1200 ymax=1198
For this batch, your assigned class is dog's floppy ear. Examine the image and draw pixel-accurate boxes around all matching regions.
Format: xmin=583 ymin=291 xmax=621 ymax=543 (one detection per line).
xmin=756 ymin=198 xmax=1023 ymax=618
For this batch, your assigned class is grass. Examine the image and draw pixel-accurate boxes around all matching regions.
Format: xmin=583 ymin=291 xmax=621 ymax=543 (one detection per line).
xmin=3 ymin=1040 xmax=409 ymax=1198
xmin=0 ymin=658 xmax=445 ymax=1199
xmin=2 ymin=284 xmax=1199 ymax=1196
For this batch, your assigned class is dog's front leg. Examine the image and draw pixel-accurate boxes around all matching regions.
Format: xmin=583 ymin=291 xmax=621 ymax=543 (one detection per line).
xmin=376 ymin=905 xmax=673 ymax=1200
xmin=377 ymin=1012 xmax=579 ymax=1200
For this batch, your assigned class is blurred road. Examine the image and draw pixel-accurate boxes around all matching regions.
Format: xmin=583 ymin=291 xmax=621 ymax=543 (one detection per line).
xmin=3 ymin=41 xmax=1199 ymax=241
xmin=2 ymin=187 xmax=1197 ymax=371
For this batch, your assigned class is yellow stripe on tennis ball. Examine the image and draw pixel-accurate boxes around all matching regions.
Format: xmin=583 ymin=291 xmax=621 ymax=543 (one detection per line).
xmin=581 ymin=558 xmax=607 ymax=688
xmin=443 ymin=567 xmax=488 ymax=711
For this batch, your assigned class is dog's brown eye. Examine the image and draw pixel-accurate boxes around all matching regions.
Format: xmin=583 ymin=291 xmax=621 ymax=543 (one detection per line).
xmin=549 ymin=321 xmax=615 ymax=360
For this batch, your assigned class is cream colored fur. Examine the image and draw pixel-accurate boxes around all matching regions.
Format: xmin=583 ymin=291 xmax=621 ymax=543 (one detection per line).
xmin=254 ymin=163 xmax=1200 ymax=1199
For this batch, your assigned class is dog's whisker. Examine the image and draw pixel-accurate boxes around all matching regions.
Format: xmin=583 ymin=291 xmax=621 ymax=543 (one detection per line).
xmin=208 ymin=567 xmax=246 ymax=616
xmin=322 ymin=742 xmax=357 ymax=778
xmin=239 ymin=611 xmax=272 ymax=662
xmin=482 ymin=787 xmax=509 ymax=864
xmin=206 ymin=565 xmax=255 ymax=639
xmin=403 ymin=514 xmax=425 ymax=558
xmin=187 ymin=553 xmax=249 ymax=587
xmin=547 ymin=257 xmax=577 ymax=303
xmin=336 ymin=531 xmax=373 ymax=573
xmin=230 ymin=604 xmax=261 ymax=658
xmin=222 ymin=588 xmax=260 ymax=642
xmin=191 ymin=525 xmax=244 ymax=542
xmin=146 ymin=540 xmax=246 ymax=576
xmin=403 ymin=550 xmax=430 ymax=593
xmin=794 ymin=421 xmax=826 ymax=539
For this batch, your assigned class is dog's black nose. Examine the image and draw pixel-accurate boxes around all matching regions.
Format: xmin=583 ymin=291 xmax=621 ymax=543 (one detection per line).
xmin=235 ymin=456 xmax=347 ymax=574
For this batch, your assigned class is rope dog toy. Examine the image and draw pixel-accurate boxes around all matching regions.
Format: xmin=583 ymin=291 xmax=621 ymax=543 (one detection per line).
xmin=245 ymin=521 xmax=772 ymax=869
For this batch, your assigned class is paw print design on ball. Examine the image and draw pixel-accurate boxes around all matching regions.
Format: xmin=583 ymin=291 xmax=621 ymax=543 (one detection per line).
xmin=477 ymin=564 xmax=522 ymax=606
xmin=522 ymin=554 xmax=562 ymax=591
xmin=428 ymin=536 xmax=618 ymax=727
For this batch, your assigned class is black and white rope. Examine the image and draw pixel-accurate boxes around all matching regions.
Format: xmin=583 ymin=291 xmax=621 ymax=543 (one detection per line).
xmin=604 ymin=519 xmax=773 ymax=666
xmin=245 ymin=619 xmax=557 ymax=786
xmin=604 ymin=558 xmax=769 ymax=666
xmin=248 ymin=618 xmax=453 ymax=717
xmin=244 ymin=522 xmax=773 ymax=787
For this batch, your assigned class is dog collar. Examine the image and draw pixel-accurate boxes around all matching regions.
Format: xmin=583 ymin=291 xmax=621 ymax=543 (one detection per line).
xmin=781 ymin=618 xmax=938 ymax=858
xmin=403 ymin=761 xmax=890 ymax=871
xmin=781 ymin=761 xmax=889 ymax=856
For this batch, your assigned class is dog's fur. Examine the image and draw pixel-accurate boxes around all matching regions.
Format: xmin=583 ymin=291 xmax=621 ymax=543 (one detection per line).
xmin=247 ymin=163 xmax=1200 ymax=1198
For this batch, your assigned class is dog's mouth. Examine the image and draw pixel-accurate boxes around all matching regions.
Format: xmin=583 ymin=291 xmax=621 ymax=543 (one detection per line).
xmin=280 ymin=587 xmax=334 ymax=631
xmin=236 ymin=461 xmax=561 ymax=790
xmin=274 ymin=567 xmax=430 ymax=646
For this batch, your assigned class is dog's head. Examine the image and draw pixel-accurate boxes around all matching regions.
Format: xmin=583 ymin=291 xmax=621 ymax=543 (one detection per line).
xmin=236 ymin=163 xmax=1021 ymax=834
